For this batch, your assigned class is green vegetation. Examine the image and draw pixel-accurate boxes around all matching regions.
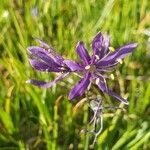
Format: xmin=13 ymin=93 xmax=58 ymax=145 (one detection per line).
xmin=0 ymin=0 xmax=150 ymax=149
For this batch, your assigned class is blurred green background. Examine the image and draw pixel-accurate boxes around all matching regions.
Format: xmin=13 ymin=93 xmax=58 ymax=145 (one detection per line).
xmin=0 ymin=0 xmax=150 ymax=149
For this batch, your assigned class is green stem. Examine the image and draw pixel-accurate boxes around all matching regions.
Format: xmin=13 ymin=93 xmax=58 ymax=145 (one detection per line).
xmin=84 ymin=92 xmax=90 ymax=150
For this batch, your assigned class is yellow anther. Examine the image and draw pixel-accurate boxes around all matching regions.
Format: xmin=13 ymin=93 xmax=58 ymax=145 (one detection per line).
xmin=45 ymin=69 xmax=49 ymax=72
xmin=117 ymin=59 xmax=123 ymax=64
xmin=60 ymin=67 xmax=66 ymax=70
xmin=85 ymin=65 xmax=91 ymax=70
xmin=85 ymin=65 xmax=96 ymax=72
xmin=95 ymin=55 xmax=100 ymax=60
xmin=109 ymin=46 xmax=115 ymax=52
xmin=26 ymin=80 xmax=30 ymax=83
xmin=110 ymin=74 xmax=115 ymax=80
xmin=95 ymin=78 xmax=100 ymax=85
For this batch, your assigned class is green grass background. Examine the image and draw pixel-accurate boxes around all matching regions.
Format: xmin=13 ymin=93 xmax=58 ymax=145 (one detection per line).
xmin=0 ymin=0 xmax=150 ymax=149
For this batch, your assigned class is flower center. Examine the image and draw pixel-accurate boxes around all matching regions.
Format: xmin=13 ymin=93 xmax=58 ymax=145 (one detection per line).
xmin=85 ymin=64 xmax=96 ymax=72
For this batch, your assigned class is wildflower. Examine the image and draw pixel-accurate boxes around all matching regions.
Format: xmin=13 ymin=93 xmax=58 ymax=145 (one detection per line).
xmin=26 ymin=38 xmax=70 ymax=88
xmin=63 ymin=32 xmax=137 ymax=104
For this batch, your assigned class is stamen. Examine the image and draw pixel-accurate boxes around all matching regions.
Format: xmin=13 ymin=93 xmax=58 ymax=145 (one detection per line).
xmin=45 ymin=69 xmax=49 ymax=72
xmin=117 ymin=59 xmax=123 ymax=64
xmin=95 ymin=78 xmax=100 ymax=85
xmin=95 ymin=55 xmax=100 ymax=60
xmin=110 ymin=74 xmax=115 ymax=80
xmin=48 ymin=49 xmax=51 ymax=53
xmin=85 ymin=65 xmax=96 ymax=72
xmin=87 ymin=82 xmax=92 ymax=90
xmin=85 ymin=65 xmax=91 ymax=70
xmin=109 ymin=46 xmax=115 ymax=52
xmin=60 ymin=67 xmax=66 ymax=70
xmin=26 ymin=80 xmax=31 ymax=84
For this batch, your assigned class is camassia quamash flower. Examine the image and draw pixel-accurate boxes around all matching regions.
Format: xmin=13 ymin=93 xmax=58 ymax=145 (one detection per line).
xmin=63 ymin=32 xmax=137 ymax=104
xmin=27 ymin=33 xmax=137 ymax=105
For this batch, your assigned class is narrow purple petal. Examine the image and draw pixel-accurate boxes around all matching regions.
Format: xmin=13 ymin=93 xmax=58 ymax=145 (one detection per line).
xmin=96 ymin=60 xmax=118 ymax=69
xmin=48 ymin=52 xmax=64 ymax=66
xmin=29 ymin=59 xmax=61 ymax=72
xmin=34 ymin=38 xmax=64 ymax=64
xmin=69 ymin=73 xmax=91 ymax=100
xmin=63 ymin=60 xmax=84 ymax=71
xmin=105 ymin=43 xmax=137 ymax=61
xmin=99 ymin=34 xmax=110 ymax=58
xmin=76 ymin=41 xmax=91 ymax=65
xmin=91 ymin=33 xmax=110 ymax=63
xmin=96 ymin=75 xmax=108 ymax=93
xmin=28 ymin=46 xmax=64 ymax=66
xmin=97 ymin=76 xmax=128 ymax=105
xmin=26 ymin=73 xmax=69 ymax=88
xmin=92 ymin=32 xmax=103 ymax=55
xmin=107 ymin=90 xmax=129 ymax=105
xmin=28 ymin=46 xmax=59 ymax=65
xmin=96 ymin=43 xmax=137 ymax=68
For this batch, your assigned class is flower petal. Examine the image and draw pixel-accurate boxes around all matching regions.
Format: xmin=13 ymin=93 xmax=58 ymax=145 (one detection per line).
xmin=91 ymin=33 xmax=110 ymax=63
xmin=29 ymin=59 xmax=61 ymax=72
xmin=99 ymin=34 xmax=110 ymax=58
xmin=26 ymin=73 xmax=69 ymax=88
xmin=63 ymin=60 xmax=84 ymax=71
xmin=96 ymin=43 xmax=137 ymax=68
xmin=34 ymin=38 xmax=64 ymax=63
xmin=97 ymin=75 xmax=128 ymax=105
xmin=96 ymin=59 xmax=118 ymax=69
xmin=92 ymin=32 xmax=103 ymax=55
xmin=96 ymin=74 xmax=108 ymax=93
xmin=69 ymin=73 xmax=91 ymax=100
xmin=107 ymin=90 xmax=129 ymax=105
xmin=76 ymin=41 xmax=90 ymax=65
xmin=105 ymin=43 xmax=137 ymax=60
xmin=28 ymin=46 xmax=64 ymax=66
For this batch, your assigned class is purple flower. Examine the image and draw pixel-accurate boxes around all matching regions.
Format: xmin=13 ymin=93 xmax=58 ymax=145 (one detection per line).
xmin=26 ymin=38 xmax=70 ymax=88
xmin=63 ymin=32 xmax=137 ymax=104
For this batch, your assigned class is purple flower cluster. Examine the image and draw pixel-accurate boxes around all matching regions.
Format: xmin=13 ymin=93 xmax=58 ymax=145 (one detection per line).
xmin=27 ymin=32 xmax=137 ymax=105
